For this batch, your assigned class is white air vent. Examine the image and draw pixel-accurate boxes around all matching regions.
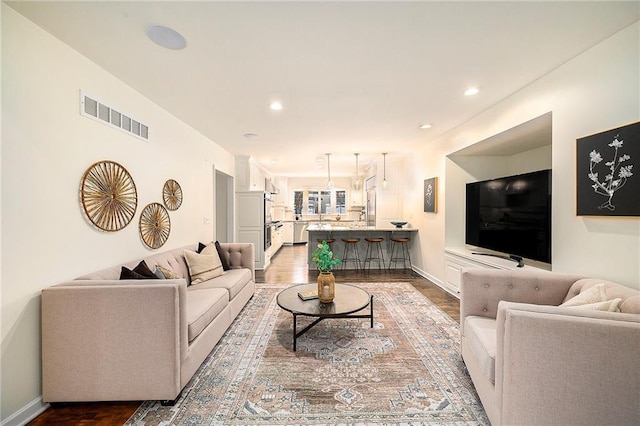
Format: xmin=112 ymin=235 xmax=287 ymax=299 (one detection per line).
xmin=80 ymin=91 xmax=149 ymax=141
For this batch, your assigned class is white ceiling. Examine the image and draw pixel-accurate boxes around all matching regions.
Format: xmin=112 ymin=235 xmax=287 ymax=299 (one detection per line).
xmin=7 ymin=1 xmax=639 ymax=177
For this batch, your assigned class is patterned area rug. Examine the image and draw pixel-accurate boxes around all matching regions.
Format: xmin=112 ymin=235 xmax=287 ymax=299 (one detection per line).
xmin=126 ymin=283 xmax=488 ymax=425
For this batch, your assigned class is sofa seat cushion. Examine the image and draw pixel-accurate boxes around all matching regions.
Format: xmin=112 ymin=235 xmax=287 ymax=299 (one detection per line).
xmin=186 ymin=288 xmax=228 ymax=342
xmin=464 ymin=316 xmax=497 ymax=384
xmin=187 ymin=268 xmax=252 ymax=301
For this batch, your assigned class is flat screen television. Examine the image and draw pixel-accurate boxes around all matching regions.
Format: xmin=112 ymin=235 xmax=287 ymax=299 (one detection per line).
xmin=465 ymin=169 xmax=551 ymax=264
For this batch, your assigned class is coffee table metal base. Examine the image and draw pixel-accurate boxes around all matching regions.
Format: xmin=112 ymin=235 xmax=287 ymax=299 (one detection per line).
xmin=276 ymin=283 xmax=374 ymax=351
xmin=291 ymin=296 xmax=373 ymax=351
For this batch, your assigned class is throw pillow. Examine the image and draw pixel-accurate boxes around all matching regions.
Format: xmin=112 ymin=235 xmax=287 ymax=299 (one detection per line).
xmin=120 ymin=260 xmax=158 ymax=280
xmin=157 ymin=265 xmax=179 ymax=279
xmin=197 ymin=242 xmax=208 ymax=253
xmin=133 ymin=260 xmax=158 ymax=279
xmin=153 ymin=266 xmax=165 ymax=279
xmin=120 ymin=266 xmax=151 ymax=280
xmin=184 ymin=247 xmax=223 ymax=285
xmin=560 ymin=283 xmax=607 ymax=307
xmin=215 ymin=241 xmax=231 ymax=271
xmin=564 ymin=298 xmax=622 ymax=312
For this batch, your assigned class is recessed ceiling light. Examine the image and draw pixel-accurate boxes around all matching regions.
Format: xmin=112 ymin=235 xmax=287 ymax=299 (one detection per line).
xmin=270 ymin=102 xmax=283 ymax=111
xmin=146 ymin=26 xmax=186 ymax=50
xmin=419 ymin=123 xmax=433 ymax=129
xmin=464 ymin=87 xmax=480 ymax=96
xmin=243 ymin=133 xmax=259 ymax=139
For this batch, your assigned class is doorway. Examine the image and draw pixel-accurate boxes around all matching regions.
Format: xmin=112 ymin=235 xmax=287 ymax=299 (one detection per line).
xmin=215 ymin=168 xmax=234 ymax=243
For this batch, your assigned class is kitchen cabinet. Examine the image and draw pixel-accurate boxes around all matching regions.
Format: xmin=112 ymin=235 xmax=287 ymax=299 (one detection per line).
xmin=444 ymin=247 xmax=547 ymax=295
xmin=235 ymin=155 xmax=266 ymax=191
xmin=283 ymin=222 xmax=294 ymax=244
xmin=236 ymin=191 xmax=268 ymax=269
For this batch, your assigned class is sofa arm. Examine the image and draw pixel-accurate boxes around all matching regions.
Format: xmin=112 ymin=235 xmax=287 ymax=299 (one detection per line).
xmin=41 ymin=279 xmax=188 ymax=402
xmin=460 ymin=268 xmax=581 ymax=329
xmin=219 ymin=242 xmax=255 ymax=281
xmin=495 ymin=301 xmax=640 ymax=426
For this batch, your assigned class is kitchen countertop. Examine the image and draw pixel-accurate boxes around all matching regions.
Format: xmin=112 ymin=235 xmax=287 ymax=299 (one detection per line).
xmin=281 ymin=220 xmax=360 ymax=223
xmin=307 ymin=224 xmax=417 ymax=232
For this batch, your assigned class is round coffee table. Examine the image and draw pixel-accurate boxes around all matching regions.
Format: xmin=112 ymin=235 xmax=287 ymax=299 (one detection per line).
xmin=277 ymin=283 xmax=373 ymax=351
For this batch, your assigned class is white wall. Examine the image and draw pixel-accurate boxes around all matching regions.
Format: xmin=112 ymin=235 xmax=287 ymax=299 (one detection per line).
xmin=1 ymin=6 xmax=235 ymax=422
xmin=405 ymin=21 xmax=640 ymax=289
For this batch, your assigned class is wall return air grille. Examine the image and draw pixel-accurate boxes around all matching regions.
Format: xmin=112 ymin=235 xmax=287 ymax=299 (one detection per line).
xmin=80 ymin=91 xmax=149 ymax=141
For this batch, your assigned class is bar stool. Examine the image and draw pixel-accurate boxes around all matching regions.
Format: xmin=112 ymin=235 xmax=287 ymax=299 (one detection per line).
xmin=316 ymin=238 xmax=336 ymax=252
xmin=341 ymin=238 xmax=362 ymax=271
xmin=363 ymin=237 xmax=385 ymax=273
xmin=388 ymin=237 xmax=412 ymax=273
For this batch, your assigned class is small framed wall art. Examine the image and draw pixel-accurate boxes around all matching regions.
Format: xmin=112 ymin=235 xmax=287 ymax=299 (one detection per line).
xmin=424 ymin=177 xmax=438 ymax=213
xmin=576 ymin=121 xmax=639 ymax=216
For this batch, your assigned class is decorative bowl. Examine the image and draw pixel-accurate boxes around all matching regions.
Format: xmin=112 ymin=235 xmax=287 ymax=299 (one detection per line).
xmin=391 ymin=221 xmax=408 ymax=228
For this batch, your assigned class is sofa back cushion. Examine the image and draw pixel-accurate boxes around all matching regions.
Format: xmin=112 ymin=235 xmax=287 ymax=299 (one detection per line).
xmin=143 ymin=245 xmax=194 ymax=281
xmin=563 ymin=279 xmax=640 ymax=314
xmin=75 ymin=244 xmax=197 ymax=282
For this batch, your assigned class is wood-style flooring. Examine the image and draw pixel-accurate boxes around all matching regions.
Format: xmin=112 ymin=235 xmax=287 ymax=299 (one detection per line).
xmin=28 ymin=244 xmax=459 ymax=425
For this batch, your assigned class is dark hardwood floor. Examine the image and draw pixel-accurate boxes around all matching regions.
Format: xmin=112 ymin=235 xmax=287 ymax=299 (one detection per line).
xmin=29 ymin=244 xmax=459 ymax=425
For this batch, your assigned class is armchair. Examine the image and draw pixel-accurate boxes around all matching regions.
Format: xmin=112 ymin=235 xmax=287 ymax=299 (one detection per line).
xmin=460 ymin=268 xmax=640 ymax=425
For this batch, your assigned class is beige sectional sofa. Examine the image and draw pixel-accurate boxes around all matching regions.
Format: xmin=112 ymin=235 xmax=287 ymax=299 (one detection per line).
xmin=460 ymin=268 xmax=640 ymax=426
xmin=41 ymin=242 xmax=255 ymax=405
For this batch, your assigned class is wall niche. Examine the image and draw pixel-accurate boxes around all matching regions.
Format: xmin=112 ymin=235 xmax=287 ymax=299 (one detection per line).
xmin=444 ymin=112 xmax=553 ymax=253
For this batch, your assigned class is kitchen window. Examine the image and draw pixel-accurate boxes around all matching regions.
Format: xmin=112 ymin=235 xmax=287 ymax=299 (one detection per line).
xmin=294 ymin=191 xmax=304 ymax=215
xmin=336 ymin=190 xmax=346 ymax=214
xmin=293 ymin=189 xmax=346 ymax=215
xmin=319 ymin=191 xmax=331 ymax=214
xmin=307 ymin=191 xmax=319 ymax=214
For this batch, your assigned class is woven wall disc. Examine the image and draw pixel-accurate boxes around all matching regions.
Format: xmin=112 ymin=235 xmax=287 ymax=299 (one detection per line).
xmin=139 ymin=202 xmax=171 ymax=249
xmin=162 ymin=179 xmax=183 ymax=211
xmin=80 ymin=160 xmax=138 ymax=232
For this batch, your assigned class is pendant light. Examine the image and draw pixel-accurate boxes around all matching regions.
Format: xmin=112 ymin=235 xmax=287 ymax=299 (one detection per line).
xmin=353 ymin=153 xmax=361 ymax=190
xmin=326 ymin=153 xmax=334 ymax=189
xmin=382 ymin=152 xmax=388 ymax=188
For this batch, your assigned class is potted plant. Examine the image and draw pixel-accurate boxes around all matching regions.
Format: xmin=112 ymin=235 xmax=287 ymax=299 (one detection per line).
xmin=311 ymin=240 xmax=341 ymax=303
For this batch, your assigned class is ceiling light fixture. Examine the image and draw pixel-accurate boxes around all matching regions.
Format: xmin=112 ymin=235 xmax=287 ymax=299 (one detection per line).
xmin=146 ymin=26 xmax=186 ymax=50
xmin=353 ymin=153 xmax=362 ymax=191
xmin=382 ymin=153 xmax=388 ymax=189
xmin=419 ymin=124 xmax=433 ymax=129
xmin=326 ymin=153 xmax=334 ymax=190
xmin=270 ymin=101 xmax=283 ymax=111
xmin=243 ymin=133 xmax=259 ymax=140
xmin=464 ymin=87 xmax=480 ymax=96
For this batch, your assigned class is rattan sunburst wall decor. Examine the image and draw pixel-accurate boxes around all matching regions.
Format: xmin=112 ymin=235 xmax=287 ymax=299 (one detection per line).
xmin=80 ymin=160 xmax=138 ymax=232
xmin=162 ymin=179 xmax=183 ymax=211
xmin=139 ymin=202 xmax=171 ymax=249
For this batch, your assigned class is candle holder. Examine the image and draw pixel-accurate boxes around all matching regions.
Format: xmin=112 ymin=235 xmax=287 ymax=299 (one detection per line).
xmin=317 ymin=271 xmax=335 ymax=303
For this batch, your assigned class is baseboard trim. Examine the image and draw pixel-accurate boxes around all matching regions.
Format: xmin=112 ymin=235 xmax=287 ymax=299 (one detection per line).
xmin=1 ymin=396 xmax=48 ymax=426
xmin=411 ymin=265 xmax=460 ymax=299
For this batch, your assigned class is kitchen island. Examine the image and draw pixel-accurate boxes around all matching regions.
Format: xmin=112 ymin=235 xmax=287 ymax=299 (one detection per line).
xmin=307 ymin=224 xmax=418 ymax=271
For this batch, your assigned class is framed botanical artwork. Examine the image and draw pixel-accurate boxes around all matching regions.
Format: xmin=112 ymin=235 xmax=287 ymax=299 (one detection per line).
xmin=424 ymin=177 xmax=437 ymax=213
xmin=576 ymin=121 xmax=639 ymax=216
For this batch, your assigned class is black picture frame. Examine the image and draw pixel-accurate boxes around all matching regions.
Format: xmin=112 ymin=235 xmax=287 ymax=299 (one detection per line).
xmin=576 ymin=121 xmax=639 ymax=216
xmin=424 ymin=177 xmax=437 ymax=213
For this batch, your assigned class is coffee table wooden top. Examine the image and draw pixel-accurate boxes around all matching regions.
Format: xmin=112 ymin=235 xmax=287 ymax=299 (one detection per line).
xmin=277 ymin=283 xmax=371 ymax=317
